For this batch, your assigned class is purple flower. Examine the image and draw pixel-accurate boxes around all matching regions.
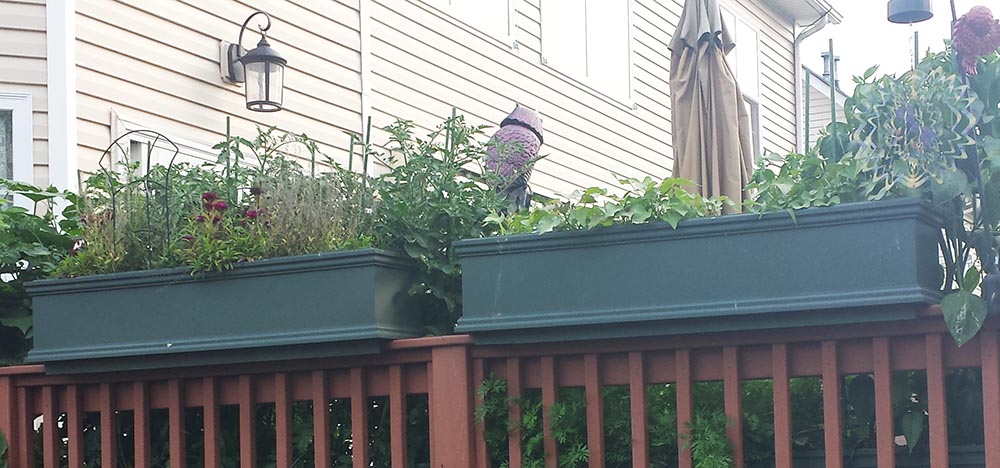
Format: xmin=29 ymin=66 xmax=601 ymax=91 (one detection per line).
xmin=211 ymin=200 xmax=229 ymax=211
xmin=244 ymin=209 xmax=259 ymax=219
xmin=195 ymin=214 xmax=207 ymax=223
xmin=201 ymin=192 xmax=218 ymax=203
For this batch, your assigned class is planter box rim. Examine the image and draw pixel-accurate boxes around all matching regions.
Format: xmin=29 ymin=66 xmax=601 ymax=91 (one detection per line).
xmin=457 ymin=289 xmax=934 ymax=335
xmin=27 ymin=322 xmax=418 ymax=364
xmin=455 ymin=198 xmax=940 ymax=257
xmin=26 ymin=247 xmax=412 ymax=296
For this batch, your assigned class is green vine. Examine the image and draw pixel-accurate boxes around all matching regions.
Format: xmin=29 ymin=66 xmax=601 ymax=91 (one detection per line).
xmin=490 ymin=177 xmax=728 ymax=235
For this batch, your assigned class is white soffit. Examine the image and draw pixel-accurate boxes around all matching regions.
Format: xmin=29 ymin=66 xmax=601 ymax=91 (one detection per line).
xmin=762 ymin=0 xmax=843 ymax=25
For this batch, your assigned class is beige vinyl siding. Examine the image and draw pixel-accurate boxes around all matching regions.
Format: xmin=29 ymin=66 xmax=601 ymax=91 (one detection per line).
xmin=0 ymin=0 xmax=48 ymax=186
xmin=368 ymin=0 xmax=796 ymax=196
xmin=67 ymin=0 xmax=799 ymax=193
xmin=805 ymin=86 xmax=847 ymax=149
xmin=370 ymin=0 xmax=675 ymax=196
xmin=74 ymin=0 xmax=363 ymax=175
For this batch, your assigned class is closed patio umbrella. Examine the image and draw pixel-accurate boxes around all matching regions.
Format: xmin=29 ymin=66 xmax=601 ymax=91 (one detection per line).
xmin=669 ymin=0 xmax=754 ymax=210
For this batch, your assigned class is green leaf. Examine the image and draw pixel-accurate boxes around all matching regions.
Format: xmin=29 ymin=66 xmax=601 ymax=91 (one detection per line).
xmin=0 ymin=428 xmax=7 ymax=468
xmin=0 ymin=316 xmax=31 ymax=334
xmin=941 ymin=290 xmax=988 ymax=346
xmin=846 ymin=375 xmax=876 ymax=424
xmin=21 ymin=245 xmax=51 ymax=257
xmin=900 ymin=411 xmax=924 ymax=454
xmin=862 ymin=64 xmax=880 ymax=81
xmin=963 ymin=267 xmax=982 ymax=292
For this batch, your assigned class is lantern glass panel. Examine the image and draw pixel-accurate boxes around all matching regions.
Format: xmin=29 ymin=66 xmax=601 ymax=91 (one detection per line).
xmin=244 ymin=61 xmax=284 ymax=112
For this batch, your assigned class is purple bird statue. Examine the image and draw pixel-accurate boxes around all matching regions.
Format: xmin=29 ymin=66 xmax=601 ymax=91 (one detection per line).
xmin=486 ymin=104 xmax=544 ymax=210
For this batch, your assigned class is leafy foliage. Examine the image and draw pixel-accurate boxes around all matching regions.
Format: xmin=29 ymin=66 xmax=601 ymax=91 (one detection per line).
xmin=0 ymin=181 xmax=77 ymax=364
xmin=372 ymin=116 xmax=507 ymax=333
xmin=681 ymin=412 xmax=733 ymax=468
xmin=847 ymin=65 xmax=978 ymax=195
xmin=58 ymin=127 xmax=372 ymax=277
xmin=0 ymin=428 xmax=7 ymax=468
xmin=749 ymin=46 xmax=1000 ymax=346
xmin=492 ymin=177 xmax=728 ymax=235
xmin=744 ymin=148 xmax=866 ymax=213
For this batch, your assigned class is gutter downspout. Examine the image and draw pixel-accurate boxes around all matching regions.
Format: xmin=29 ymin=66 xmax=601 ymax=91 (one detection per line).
xmin=793 ymin=15 xmax=830 ymax=153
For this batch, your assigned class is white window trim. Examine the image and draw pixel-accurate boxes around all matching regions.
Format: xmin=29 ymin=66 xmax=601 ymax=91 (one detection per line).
xmin=539 ymin=0 xmax=636 ymax=110
xmin=47 ymin=0 xmax=77 ymax=194
xmin=743 ymin=94 xmax=763 ymax=160
xmin=421 ymin=0 xmax=517 ymax=50
xmin=111 ymin=111 xmax=220 ymax=172
xmin=720 ymin=5 xmax=762 ymax=102
xmin=0 ymin=92 xmax=34 ymax=187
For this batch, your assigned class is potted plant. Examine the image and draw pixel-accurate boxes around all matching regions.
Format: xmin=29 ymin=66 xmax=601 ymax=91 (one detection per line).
xmin=23 ymin=127 xmax=424 ymax=373
xmin=457 ymin=46 xmax=1000 ymax=346
xmin=27 ymin=115 xmax=510 ymax=373
xmin=456 ymin=177 xmax=943 ymax=344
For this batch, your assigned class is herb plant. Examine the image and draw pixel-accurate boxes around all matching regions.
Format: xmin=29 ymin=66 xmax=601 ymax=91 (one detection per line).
xmin=373 ymin=116 xmax=506 ymax=333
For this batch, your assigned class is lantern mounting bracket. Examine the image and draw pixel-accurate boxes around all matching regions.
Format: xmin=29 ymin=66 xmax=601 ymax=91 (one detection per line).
xmin=218 ymin=10 xmax=286 ymax=112
xmin=220 ymin=11 xmax=273 ymax=84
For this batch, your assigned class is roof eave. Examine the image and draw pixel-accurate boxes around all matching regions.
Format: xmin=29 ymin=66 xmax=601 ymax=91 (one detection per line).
xmin=761 ymin=0 xmax=843 ymax=26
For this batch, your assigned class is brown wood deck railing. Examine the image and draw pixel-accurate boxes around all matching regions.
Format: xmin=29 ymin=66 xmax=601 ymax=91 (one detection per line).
xmin=2 ymin=309 xmax=999 ymax=468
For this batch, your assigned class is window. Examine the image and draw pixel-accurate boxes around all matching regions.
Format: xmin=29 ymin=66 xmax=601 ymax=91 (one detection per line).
xmin=0 ymin=92 xmax=34 ymax=204
xmin=1 ymin=110 xmax=11 ymax=181
xmin=540 ymin=0 xmax=632 ymax=102
xmin=430 ymin=0 xmax=514 ymax=45
xmin=112 ymin=112 xmax=220 ymax=176
xmin=720 ymin=8 xmax=762 ymax=158
xmin=719 ymin=8 xmax=760 ymax=100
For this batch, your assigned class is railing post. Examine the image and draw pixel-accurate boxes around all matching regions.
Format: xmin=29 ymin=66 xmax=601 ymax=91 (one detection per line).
xmin=0 ymin=376 xmax=16 ymax=468
xmin=430 ymin=343 xmax=475 ymax=468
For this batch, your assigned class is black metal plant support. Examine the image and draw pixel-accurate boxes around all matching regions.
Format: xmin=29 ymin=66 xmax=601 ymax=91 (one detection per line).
xmin=97 ymin=130 xmax=180 ymax=269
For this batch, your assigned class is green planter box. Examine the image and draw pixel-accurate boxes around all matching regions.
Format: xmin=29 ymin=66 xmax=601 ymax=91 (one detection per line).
xmin=455 ymin=199 xmax=943 ymax=344
xmin=26 ymin=249 xmax=421 ymax=374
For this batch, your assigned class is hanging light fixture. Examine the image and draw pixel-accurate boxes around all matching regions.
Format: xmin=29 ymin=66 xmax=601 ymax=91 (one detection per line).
xmin=887 ymin=0 xmax=934 ymax=24
xmin=221 ymin=11 xmax=287 ymax=112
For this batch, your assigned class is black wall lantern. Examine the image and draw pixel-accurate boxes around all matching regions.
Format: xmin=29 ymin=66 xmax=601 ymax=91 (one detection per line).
xmin=222 ymin=11 xmax=287 ymax=112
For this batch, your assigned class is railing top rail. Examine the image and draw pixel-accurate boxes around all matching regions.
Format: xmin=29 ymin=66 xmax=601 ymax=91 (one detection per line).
xmin=0 ymin=364 xmax=44 ymax=377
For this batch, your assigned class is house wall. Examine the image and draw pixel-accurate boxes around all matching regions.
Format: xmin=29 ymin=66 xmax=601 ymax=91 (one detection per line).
xmin=370 ymin=0 xmax=798 ymax=195
xmin=0 ymin=0 xmax=48 ymax=186
xmin=74 ymin=0 xmax=364 ymax=174
xmin=805 ymin=85 xmax=847 ymax=151
xmin=69 ymin=0 xmax=799 ymax=195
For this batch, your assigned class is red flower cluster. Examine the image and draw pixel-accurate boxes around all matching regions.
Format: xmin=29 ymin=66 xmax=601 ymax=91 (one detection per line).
xmin=200 ymin=192 xmax=229 ymax=213
xmin=954 ymin=6 xmax=1000 ymax=75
